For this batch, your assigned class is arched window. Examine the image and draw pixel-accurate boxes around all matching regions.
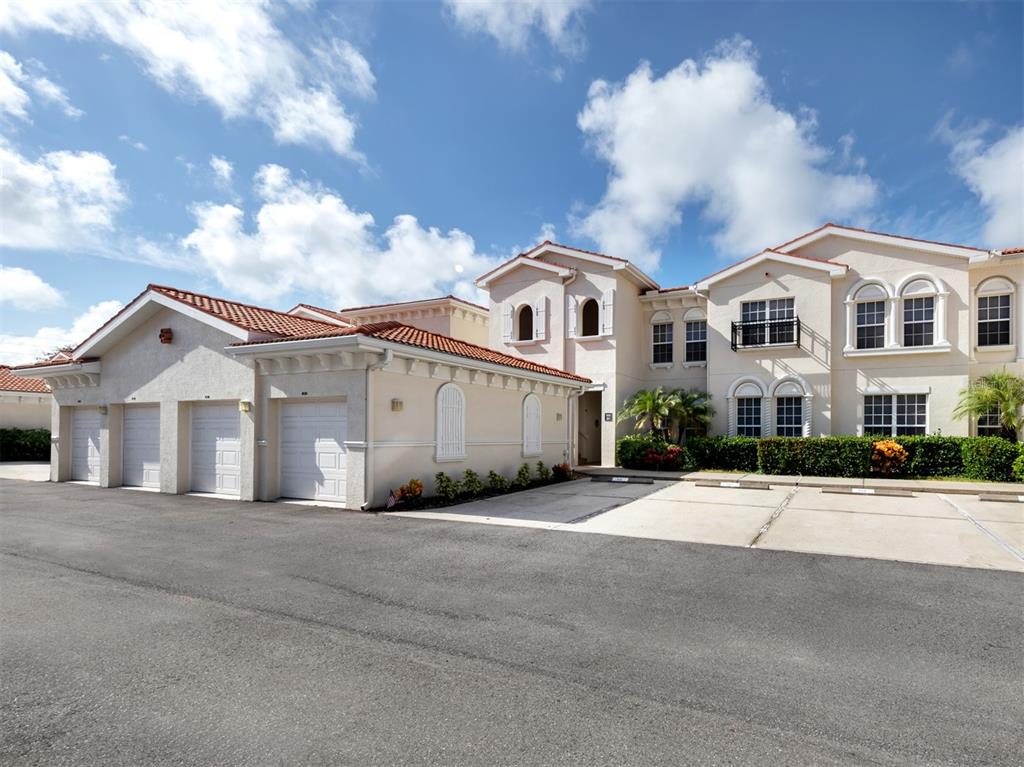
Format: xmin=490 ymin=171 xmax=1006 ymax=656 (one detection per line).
xmin=850 ymin=281 xmax=890 ymax=350
xmin=727 ymin=377 xmax=767 ymax=437
xmin=435 ymin=383 xmax=465 ymax=461
xmin=650 ymin=310 xmax=673 ymax=365
xmin=580 ymin=298 xmax=600 ymax=337
xmin=976 ymin=276 xmax=1015 ymax=348
xmin=517 ymin=305 xmax=533 ymax=341
xmin=768 ymin=376 xmax=812 ymax=437
xmin=683 ymin=307 xmax=707 ymax=363
xmin=898 ymin=276 xmax=940 ymax=347
xmin=522 ymin=394 xmax=542 ymax=456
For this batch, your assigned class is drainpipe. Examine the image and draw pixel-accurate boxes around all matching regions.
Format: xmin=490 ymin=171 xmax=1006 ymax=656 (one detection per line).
xmin=361 ymin=349 xmax=393 ymax=511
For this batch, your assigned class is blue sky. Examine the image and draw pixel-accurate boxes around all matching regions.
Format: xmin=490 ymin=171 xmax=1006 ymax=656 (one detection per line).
xmin=1 ymin=0 xmax=1021 ymax=363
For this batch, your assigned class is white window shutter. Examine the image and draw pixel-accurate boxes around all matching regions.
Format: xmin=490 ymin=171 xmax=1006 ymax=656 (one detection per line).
xmin=501 ymin=303 xmax=513 ymax=343
xmin=533 ymin=297 xmax=547 ymax=341
xmin=436 ymin=384 xmax=466 ymax=460
xmin=600 ymin=288 xmax=615 ymax=335
xmin=523 ymin=394 xmax=542 ymax=455
xmin=566 ymin=295 xmax=578 ymax=339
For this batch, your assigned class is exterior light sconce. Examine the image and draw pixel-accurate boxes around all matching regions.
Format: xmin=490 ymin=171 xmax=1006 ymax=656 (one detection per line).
xmin=391 ymin=398 xmax=404 ymax=412
xmin=97 ymin=406 xmax=108 ymax=415
xmin=159 ymin=328 xmax=173 ymax=344
xmin=238 ymin=401 xmax=252 ymax=413
xmin=556 ymin=412 xmax=563 ymax=421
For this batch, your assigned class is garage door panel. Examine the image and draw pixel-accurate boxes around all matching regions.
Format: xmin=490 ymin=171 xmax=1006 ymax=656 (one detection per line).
xmin=123 ymin=406 xmax=160 ymax=488
xmin=191 ymin=404 xmax=241 ymax=496
xmin=71 ymin=409 xmax=101 ymax=482
xmin=280 ymin=401 xmax=347 ymax=502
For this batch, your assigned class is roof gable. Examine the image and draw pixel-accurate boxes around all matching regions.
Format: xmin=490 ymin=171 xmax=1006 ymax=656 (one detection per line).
xmin=694 ymin=250 xmax=847 ymax=290
xmin=474 ymin=255 xmax=574 ymax=288
xmin=776 ymin=224 xmax=986 ymax=260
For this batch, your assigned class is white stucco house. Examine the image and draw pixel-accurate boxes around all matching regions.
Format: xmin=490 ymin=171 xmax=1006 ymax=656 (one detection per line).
xmin=0 ymin=366 xmax=52 ymax=430
xmin=13 ymin=224 xmax=1022 ymax=504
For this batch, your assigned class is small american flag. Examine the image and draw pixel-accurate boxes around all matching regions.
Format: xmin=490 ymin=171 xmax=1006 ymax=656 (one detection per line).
xmin=385 ymin=490 xmax=398 ymax=509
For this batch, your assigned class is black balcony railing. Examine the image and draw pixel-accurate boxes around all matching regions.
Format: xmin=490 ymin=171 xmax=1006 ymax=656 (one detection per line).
xmin=730 ymin=317 xmax=801 ymax=351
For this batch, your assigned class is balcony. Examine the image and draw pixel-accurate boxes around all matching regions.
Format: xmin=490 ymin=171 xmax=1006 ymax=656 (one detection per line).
xmin=730 ymin=317 xmax=802 ymax=351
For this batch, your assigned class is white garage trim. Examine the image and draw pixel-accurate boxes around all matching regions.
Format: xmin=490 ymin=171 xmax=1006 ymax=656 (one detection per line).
xmin=191 ymin=403 xmax=241 ymax=497
xmin=71 ymin=408 xmax=101 ymax=482
xmin=123 ymin=405 xmax=161 ymax=489
xmin=279 ymin=400 xmax=348 ymax=503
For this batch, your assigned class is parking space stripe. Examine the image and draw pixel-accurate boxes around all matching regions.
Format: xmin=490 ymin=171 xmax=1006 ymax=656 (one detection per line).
xmin=937 ymin=494 xmax=1024 ymax=563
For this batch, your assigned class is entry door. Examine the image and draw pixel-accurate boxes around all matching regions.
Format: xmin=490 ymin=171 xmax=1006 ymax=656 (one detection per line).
xmin=123 ymin=406 xmax=160 ymax=488
xmin=71 ymin=408 xmax=101 ymax=481
xmin=280 ymin=401 xmax=347 ymax=502
xmin=191 ymin=404 xmax=241 ymax=495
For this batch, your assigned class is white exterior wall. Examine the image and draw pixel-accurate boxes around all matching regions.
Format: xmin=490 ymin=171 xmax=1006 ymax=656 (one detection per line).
xmin=0 ymin=393 xmax=52 ymax=429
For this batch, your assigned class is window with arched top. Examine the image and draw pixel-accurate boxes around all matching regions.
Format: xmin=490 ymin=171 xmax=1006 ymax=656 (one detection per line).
xmin=682 ymin=307 xmax=707 ymax=363
xmin=517 ymin=305 xmax=534 ymax=341
xmin=976 ymin=276 xmax=1015 ymax=348
xmin=435 ymin=383 xmax=466 ymax=461
xmin=899 ymin=277 xmax=939 ymax=347
xmin=768 ymin=376 xmax=812 ymax=437
xmin=727 ymin=377 xmax=766 ymax=437
xmin=650 ymin=310 xmax=673 ymax=365
xmin=851 ymin=281 xmax=890 ymax=350
xmin=522 ymin=394 xmax=542 ymax=456
xmin=580 ymin=298 xmax=600 ymax=337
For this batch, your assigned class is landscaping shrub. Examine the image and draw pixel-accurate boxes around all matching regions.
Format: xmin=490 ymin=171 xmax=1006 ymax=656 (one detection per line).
xmin=434 ymin=472 xmax=461 ymax=502
xmin=757 ymin=436 xmax=874 ymax=478
xmin=514 ymin=463 xmax=532 ymax=488
xmin=687 ymin=436 xmax=759 ymax=472
xmin=461 ymin=469 xmax=484 ymax=497
xmin=535 ymin=461 xmax=552 ymax=483
xmin=552 ymin=462 xmax=571 ymax=482
xmin=0 ymin=428 xmax=50 ymax=462
xmin=1013 ymin=445 xmax=1024 ymax=483
xmin=397 ymin=478 xmax=423 ymax=501
xmin=896 ymin=436 xmax=967 ymax=477
xmin=962 ymin=437 xmax=1019 ymax=482
xmin=871 ymin=440 xmax=909 ymax=477
xmin=616 ymin=434 xmax=691 ymax=470
xmin=487 ymin=470 xmax=509 ymax=493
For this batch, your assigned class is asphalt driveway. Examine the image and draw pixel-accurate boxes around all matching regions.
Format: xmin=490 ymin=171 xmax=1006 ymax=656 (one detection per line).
xmin=1 ymin=479 xmax=1022 ymax=765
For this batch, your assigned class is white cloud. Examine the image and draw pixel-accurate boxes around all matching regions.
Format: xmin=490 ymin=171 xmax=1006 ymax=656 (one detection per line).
xmin=0 ymin=49 xmax=81 ymax=120
xmin=0 ymin=299 xmax=122 ymax=364
xmin=937 ymin=117 xmax=1024 ymax=246
xmin=182 ymin=164 xmax=498 ymax=308
xmin=209 ymin=154 xmax=233 ymax=186
xmin=0 ymin=1 xmax=372 ymax=159
xmin=0 ymin=266 xmax=64 ymax=310
xmin=118 ymin=134 xmax=147 ymax=151
xmin=444 ymin=0 xmax=590 ymax=56
xmin=573 ymin=38 xmax=878 ymax=269
xmin=0 ymin=139 xmax=127 ymax=251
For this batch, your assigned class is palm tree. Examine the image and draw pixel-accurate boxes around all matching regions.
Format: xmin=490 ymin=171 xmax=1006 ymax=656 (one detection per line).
xmin=953 ymin=370 xmax=1024 ymax=442
xmin=669 ymin=389 xmax=715 ymax=445
xmin=617 ymin=387 xmax=679 ymax=440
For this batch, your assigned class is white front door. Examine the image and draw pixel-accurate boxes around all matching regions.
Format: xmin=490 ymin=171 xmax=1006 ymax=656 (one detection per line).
xmin=191 ymin=404 xmax=241 ymax=495
xmin=123 ymin=406 xmax=160 ymax=488
xmin=71 ymin=408 xmax=101 ymax=482
xmin=280 ymin=401 xmax=347 ymax=502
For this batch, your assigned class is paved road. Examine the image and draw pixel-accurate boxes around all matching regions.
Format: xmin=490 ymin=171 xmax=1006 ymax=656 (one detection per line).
xmin=1 ymin=480 xmax=1021 ymax=766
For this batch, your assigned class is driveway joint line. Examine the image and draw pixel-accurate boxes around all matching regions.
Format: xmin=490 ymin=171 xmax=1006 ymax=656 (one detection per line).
xmin=748 ymin=486 xmax=799 ymax=548
xmin=937 ymin=494 xmax=1024 ymax=563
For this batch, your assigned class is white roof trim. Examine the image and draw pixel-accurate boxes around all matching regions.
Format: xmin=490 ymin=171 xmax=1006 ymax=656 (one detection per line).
xmin=76 ymin=290 xmax=251 ymax=358
xmin=521 ymin=243 xmax=660 ymax=290
xmin=778 ymin=225 xmax=985 ymax=259
xmin=695 ymin=251 xmax=846 ymax=290
xmin=12 ymin=360 xmax=102 ymax=378
xmin=475 ymin=256 xmax=574 ymax=287
xmin=288 ymin=306 xmax=351 ymax=327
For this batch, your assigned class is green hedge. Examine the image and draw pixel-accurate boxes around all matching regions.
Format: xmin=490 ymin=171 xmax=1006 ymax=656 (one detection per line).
xmin=616 ymin=434 xmax=692 ymax=471
xmin=647 ymin=434 xmax=1020 ymax=482
xmin=961 ymin=438 xmax=1019 ymax=482
xmin=0 ymin=428 xmax=50 ymax=462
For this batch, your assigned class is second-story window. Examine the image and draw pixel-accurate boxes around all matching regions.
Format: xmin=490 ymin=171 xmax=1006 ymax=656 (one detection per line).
xmin=517 ymin=305 xmax=533 ymax=341
xmin=740 ymin=298 xmax=794 ymax=346
xmin=978 ymin=294 xmax=1011 ymax=346
xmin=685 ymin=320 xmax=707 ymax=362
xmin=903 ymin=297 xmax=935 ymax=346
xmin=580 ymin=299 xmax=600 ymax=337
xmin=652 ymin=322 xmax=673 ymax=364
xmin=856 ymin=301 xmax=886 ymax=349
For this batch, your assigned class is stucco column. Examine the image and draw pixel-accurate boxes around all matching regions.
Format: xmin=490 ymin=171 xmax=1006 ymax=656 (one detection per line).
xmin=239 ymin=403 xmax=256 ymax=502
xmin=101 ymin=405 xmax=123 ymax=488
xmin=885 ymin=297 xmax=899 ymax=348
xmin=52 ymin=403 xmax=71 ymax=482
xmin=160 ymin=401 xmax=189 ymax=494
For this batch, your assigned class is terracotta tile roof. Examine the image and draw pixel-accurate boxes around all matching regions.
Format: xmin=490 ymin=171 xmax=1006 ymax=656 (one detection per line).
xmin=148 ymin=285 xmax=342 ymax=338
xmin=338 ymin=294 xmax=489 ymax=315
xmin=231 ymin=321 xmax=591 ymax=383
xmin=0 ymin=366 xmax=51 ymax=393
xmin=998 ymin=246 xmax=1024 ymax=255
xmin=775 ymin=223 xmax=986 ymax=253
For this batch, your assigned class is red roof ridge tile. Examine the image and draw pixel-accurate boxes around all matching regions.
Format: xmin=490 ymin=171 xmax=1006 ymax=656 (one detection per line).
xmin=338 ymin=294 xmax=489 ymax=314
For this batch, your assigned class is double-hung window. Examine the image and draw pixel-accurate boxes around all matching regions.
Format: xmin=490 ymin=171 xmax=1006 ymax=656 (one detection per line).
xmin=740 ymin=298 xmax=794 ymax=346
xmin=856 ymin=301 xmax=886 ymax=349
xmin=736 ymin=397 xmax=762 ymax=436
xmin=775 ymin=397 xmax=803 ymax=437
xmin=977 ymin=406 xmax=1003 ymax=437
xmin=685 ymin=320 xmax=707 ymax=362
xmin=652 ymin=322 xmax=673 ymax=364
xmin=978 ymin=294 xmax=1011 ymax=346
xmin=863 ymin=394 xmax=928 ymax=436
xmin=903 ymin=297 xmax=934 ymax=347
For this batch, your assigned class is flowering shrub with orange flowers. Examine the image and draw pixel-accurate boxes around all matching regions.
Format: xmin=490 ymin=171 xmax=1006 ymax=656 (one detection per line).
xmin=397 ymin=478 xmax=423 ymax=500
xmin=871 ymin=439 xmax=909 ymax=476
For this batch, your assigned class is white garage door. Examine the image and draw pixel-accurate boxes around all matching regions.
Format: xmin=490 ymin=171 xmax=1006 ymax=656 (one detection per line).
xmin=71 ymin=408 xmax=101 ymax=482
xmin=280 ymin=401 xmax=347 ymax=502
xmin=123 ymin=406 xmax=160 ymax=488
xmin=191 ymin=404 xmax=241 ymax=495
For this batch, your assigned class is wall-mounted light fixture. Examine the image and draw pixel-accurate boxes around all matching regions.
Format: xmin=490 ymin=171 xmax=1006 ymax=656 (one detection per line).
xmin=391 ymin=398 xmax=404 ymax=412
xmin=98 ymin=405 xmax=108 ymax=415
xmin=159 ymin=328 xmax=173 ymax=344
xmin=555 ymin=412 xmax=563 ymax=421
xmin=238 ymin=401 xmax=252 ymax=412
